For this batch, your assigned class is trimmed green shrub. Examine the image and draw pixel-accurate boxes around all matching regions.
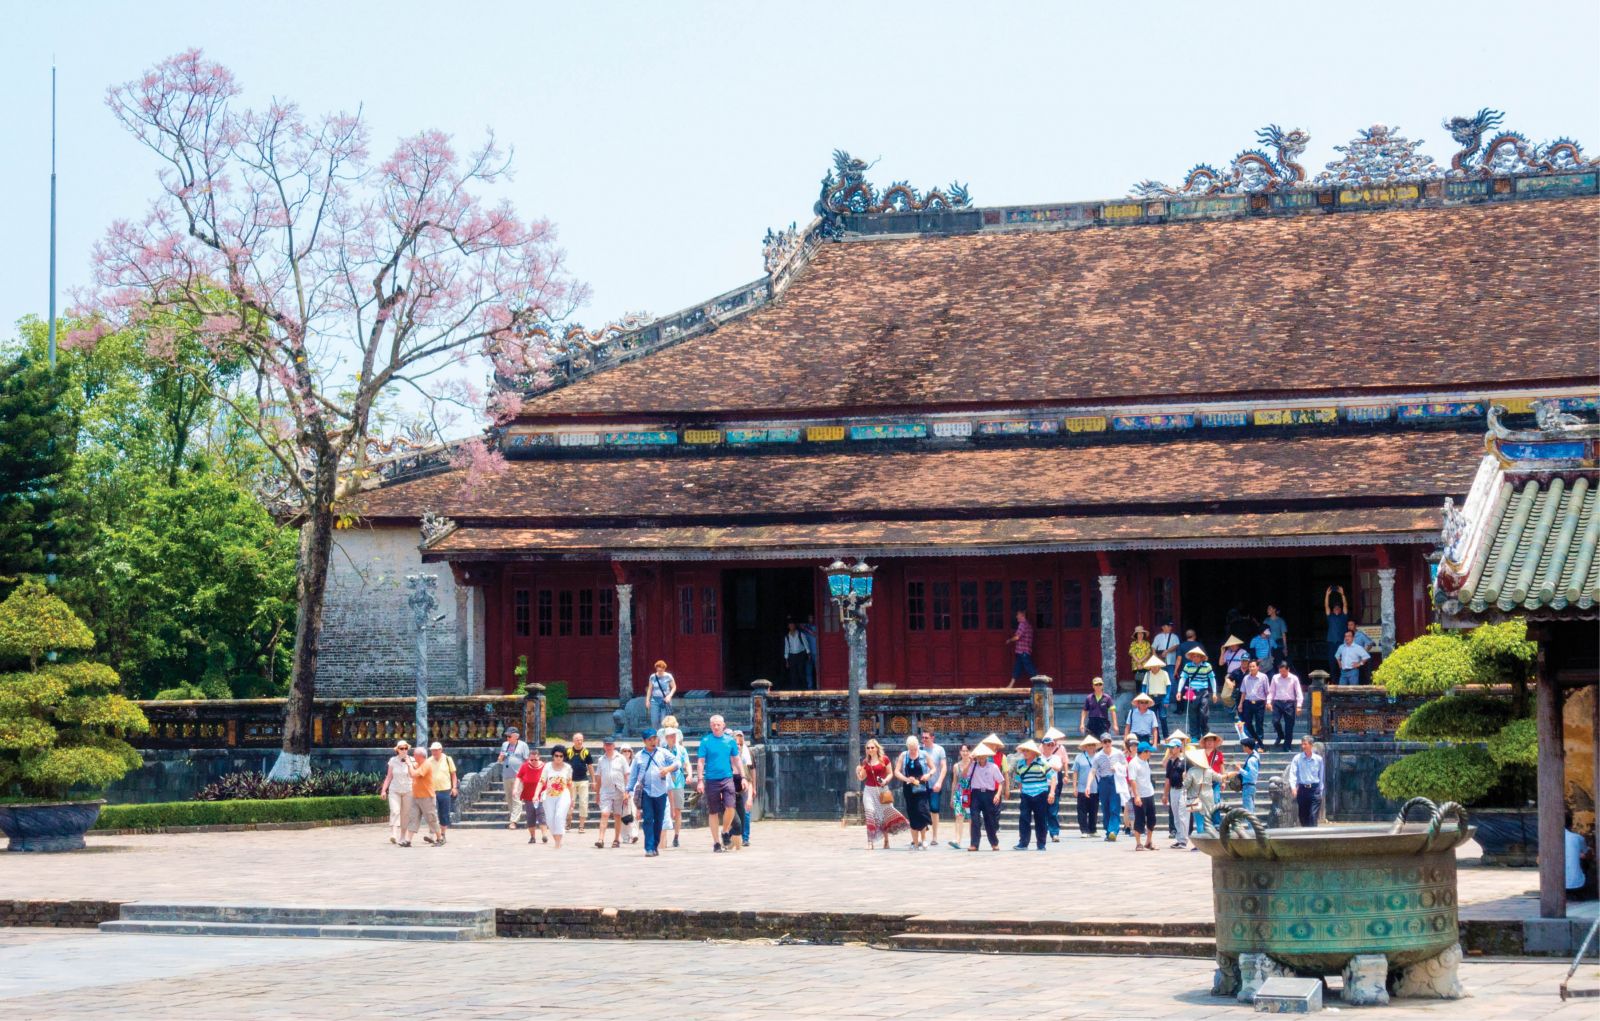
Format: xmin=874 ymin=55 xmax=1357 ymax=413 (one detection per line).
xmin=1395 ymin=693 xmax=1515 ymax=743
xmin=151 ymin=682 xmax=208 ymax=701
xmin=93 ymin=795 xmax=385 ymax=830
xmin=1486 ymin=717 xmax=1538 ymax=768
xmin=546 ymin=680 xmax=569 ymax=721
xmin=1378 ymin=745 xmax=1500 ymax=805
xmin=0 ymin=581 xmax=148 ymax=799
xmin=1375 ymin=634 xmax=1477 ymax=697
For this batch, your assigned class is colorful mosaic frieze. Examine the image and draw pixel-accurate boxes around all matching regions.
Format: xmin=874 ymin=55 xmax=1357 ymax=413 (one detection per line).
xmin=1343 ymin=405 xmax=1394 ymax=424
xmin=603 ymin=430 xmax=676 ymax=446
xmin=1112 ymin=413 xmax=1195 ymax=431
xmin=1560 ymin=396 xmax=1599 ymax=410
xmin=1201 ymin=410 xmax=1251 ymax=428
xmin=849 ymin=422 xmax=927 ymax=441
xmin=1339 ymin=184 xmax=1422 ymax=207
xmin=684 ymin=429 xmax=722 ymax=444
xmin=1397 ymin=401 xmax=1486 ymax=421
xmin=978 ymin=419 xmax=1059 ymax=436
xmin=1063 ymin=416 xmax=1107 ymax=433
xmin=1270 ymin=191 xmax=1320 ymax=208
xmin=504 ymin=432 xmax=556 ymax=449
xmin=1444 ymin=179 xmax=1491 ymax=200
xmin=1000 ymin=205 xmax=1090 ymax=225
xmin=1100 ymin=202 xmax=1145 ymax=220
xmin=1491 ymin=397 xmax=1536 ymax=414
xmin=1497 ymin=440 xmax=1591 ymax=462
xmin=726 ymin=427 xmax=801 ymax=444
xmin=1255 ymin=407 xmax=1338 ymax=426
xmin=1517 ymin=171 xmax=1597 ymax=196
xmin=1168 ymin=196 xmax=1249 ymax=220
xmin=806 ymin=425 xmax=846 ymax=442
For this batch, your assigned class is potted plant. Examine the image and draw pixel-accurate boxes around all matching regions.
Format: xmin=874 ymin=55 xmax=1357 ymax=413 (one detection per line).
xmin=1374 ymin=620 xmax=1537 ymax=864
xmin=0 ymin=580 xmax=150 ymax=851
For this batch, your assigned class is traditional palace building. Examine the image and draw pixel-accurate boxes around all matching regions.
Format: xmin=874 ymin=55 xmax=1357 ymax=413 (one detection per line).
xmin=327 ymin=118 xmax=1599 ymax=702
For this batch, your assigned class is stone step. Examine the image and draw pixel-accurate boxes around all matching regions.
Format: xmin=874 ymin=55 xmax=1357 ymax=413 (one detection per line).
xmin=99 ymin=920 xmax=484 ymax=941
xmin=883 ymin=932 xmax=1216 ymax=958
xmin=901 ymin=917 xmax=1213 ymax=938
xmin=113 ymin=902 xmax=494 ymax=934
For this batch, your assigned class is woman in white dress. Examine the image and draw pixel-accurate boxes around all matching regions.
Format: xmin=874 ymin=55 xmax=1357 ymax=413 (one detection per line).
xmin=536 ymin=746 xmax=574 ymax=848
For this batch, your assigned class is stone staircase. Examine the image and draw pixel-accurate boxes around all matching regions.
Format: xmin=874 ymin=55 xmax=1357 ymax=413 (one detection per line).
xmin=98 ymin=903 xmax=495 ymax=941
xmin=883 ymin=917 xmax=1216 ymax=958
xmin=454 ymin=747 xmax=701 ymax=832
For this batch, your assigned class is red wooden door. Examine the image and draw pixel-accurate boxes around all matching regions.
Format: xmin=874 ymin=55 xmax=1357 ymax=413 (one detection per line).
xmin=904 ymin=567 xmax=957 ymax=687
xmin=668 ymin=568 xmax=723 ymax=691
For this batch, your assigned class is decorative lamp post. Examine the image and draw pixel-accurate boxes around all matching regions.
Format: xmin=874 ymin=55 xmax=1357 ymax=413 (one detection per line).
xmin=405 ymin=573 xmax=442 ymax=747
xmin=822 ymin=558 xmax=875 ymax=769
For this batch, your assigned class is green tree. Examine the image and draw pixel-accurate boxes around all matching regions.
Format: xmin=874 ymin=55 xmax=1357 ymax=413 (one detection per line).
xmin=1376 ymin=621 xmax=1537 ymax=805
xmin=0 ymin=581 xmax=149 ymax=799
xmin=0 ymin=351 xmax=85 ymax=591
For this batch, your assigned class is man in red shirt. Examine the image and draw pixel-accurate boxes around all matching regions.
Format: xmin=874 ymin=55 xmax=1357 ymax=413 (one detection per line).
xmin=1008 ymin=610 xmax=1035 ymax=686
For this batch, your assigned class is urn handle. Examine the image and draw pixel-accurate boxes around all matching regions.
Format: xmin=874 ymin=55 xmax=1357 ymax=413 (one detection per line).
xmin=1217 ymin=808 xmax=1269 ymax=857
xmin=1424 ymin=801 xmax=1470 ymax=852
xmin=1391 ymin=796 xmax=1440 ymax=834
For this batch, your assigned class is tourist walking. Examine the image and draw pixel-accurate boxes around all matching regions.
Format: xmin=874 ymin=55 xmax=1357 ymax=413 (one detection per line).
xmin=567 ymin=733 xmax=593 ymax=833
xmin=629 ymin=728 xmax=679 ymax=857
xmin=1290 ymin=736 xmax=1325 ymax=827
xmin=1269 ymin=662 xmax=1304 ymax=749
xmin=646 ymin=660 xmax=676 ymax=731
xmin=1125 ymin=693 xmax=1160 ymax=746
xmin=859 ymin=738 xmax=908 ymax=849
xmin=1008 ymin=609 xmax=1036 ymax=686
xmin=964 ymin=744 xmax=1005 ymax=851
xmin=594 ymin=737 xmax=629 ymax=848
xmin=1040 ymin=728 xmax=1069 ymax=841
xmin=1072 ymin=735 xmax=1099 ymax=837
xmin=1128 ymin=742 xmax=1157 ymax=850
xmin=697 ymin=714 xmax=742 ymax=854
xmin=1141 ymin=654 xmax=1171 ymax=736
xmin=619 ymin=743 xmax=641 ymax=845
xmin=949 ymin=743 xmax=974 ymax=848
xmin=496 ymin=726 xmax=530 ymax=828
xmin=380 ymin=740 xmax=413 ymax=845
xmin=783 ymin=619 xmax=812 ymax=690
xmin=1175 ymin=647 xmax=1217 ymax=736
xmin=1080 ymin=677 xmax=1117 ymax=738
xmin=724 ymin=729 xmax=754 ymax=850
xmin=1236 ymin=660 xmax=1270 ymax=746
xmin=661 ymin=722 xmax=692 ymax=848
xmin=919 ymin=727 xmax=948 ymax=846
xmin=535 ymin=746 xmax=574 ymax=848
xmin=405 ymin=747 xmax=441 ymax=847
xmin=1128 ymin=625 xmax=1153 ymax=688
xmin=1092 ymin=734 xmax=1121 ymax=842
xmin=1010 ymin=739 xmax=1056 ymax=851
xmin=896 ymin=735 xmax=933 ymax=850
xmin=1238 ymin=737 xmax=1261 ymax=814
xmin=1181 ymin=745 xmax=1223 ymax=848
xmin=1116 ymin=735 xmax=1136 ymax=833
xmin=428 ymin=741 xmax=458 ymax=845
xmin=1334 ymin=627 xmax=1372 ymax=685
xmin=516 ymin=749 xmax=548 ymax=843
xmin=1200 ymin=733 xmax=1226 ymax=833
xmin=1163 ymin=738 xmax=1189 ymax=848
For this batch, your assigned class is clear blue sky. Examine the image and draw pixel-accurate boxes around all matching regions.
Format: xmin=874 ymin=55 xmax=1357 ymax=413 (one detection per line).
xmin=4 ymin=1 xmax=1596 ymax=423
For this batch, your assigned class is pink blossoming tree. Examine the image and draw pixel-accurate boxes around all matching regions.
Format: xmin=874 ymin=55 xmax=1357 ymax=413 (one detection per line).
xmin=83 ymin=51 xmax=582 ymax=778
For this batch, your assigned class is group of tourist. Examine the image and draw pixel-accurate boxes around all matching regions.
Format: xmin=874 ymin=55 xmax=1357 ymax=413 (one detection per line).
xmin=857 ymin=721 xmax=1329 ymax=852
xmin=379 ymin=740 xmax=459 ymax=847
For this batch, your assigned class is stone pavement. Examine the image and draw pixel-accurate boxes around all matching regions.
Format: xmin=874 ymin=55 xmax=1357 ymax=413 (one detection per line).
xmin=0 ymin=821 xmax=1542 ymax=924
xmin=0 ymin=929 xmax=1590 ymax=1019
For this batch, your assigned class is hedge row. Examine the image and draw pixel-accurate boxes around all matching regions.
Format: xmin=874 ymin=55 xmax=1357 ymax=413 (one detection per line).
xmin=93 ymin=795 xmax=386 ymax=831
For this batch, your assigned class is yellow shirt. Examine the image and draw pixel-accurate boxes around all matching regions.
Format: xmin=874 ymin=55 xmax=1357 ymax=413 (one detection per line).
xmin=1128 ymin=640 xmax=1153 ymax=672
xmin=430 ymin=754 xmax=457 ymax=792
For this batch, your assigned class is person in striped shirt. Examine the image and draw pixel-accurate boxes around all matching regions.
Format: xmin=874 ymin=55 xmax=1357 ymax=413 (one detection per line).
xmin=1010 ymin=740 xmax=1058 ymax=851
xmin=1008 ymin=611 xmax=1035 ymax=686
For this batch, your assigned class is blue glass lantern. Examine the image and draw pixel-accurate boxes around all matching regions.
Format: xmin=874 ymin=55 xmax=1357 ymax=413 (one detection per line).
xmin=850 ymin=559 xmax=876 ymax=598
xmin=823 ymin=559 xmax=851 ymax=598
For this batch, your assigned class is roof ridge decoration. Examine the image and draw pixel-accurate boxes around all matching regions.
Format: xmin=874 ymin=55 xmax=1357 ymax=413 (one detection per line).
xmin=1132 ymin=110 xmax=1597 ymax=196
xmin=815 ymin=150 xmax=972 ymax=238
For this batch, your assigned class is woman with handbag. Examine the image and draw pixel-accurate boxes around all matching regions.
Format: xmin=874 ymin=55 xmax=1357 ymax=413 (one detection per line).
xmin=946 ymin=743 xmax=974 ymax=849
xmin=857 ymin=738 xmax=907 ymax=850
xmin=896 ymin=735 xmax=933 ymax=850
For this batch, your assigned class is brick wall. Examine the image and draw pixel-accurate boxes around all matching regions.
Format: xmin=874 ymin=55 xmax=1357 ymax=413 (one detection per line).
xmin=496 ymin=906 xmax=911 ymax=943
xmin=317 ymin=525 xmax=478 ymax=697
xmin=0 ymin=900 xmax=122 ymax=928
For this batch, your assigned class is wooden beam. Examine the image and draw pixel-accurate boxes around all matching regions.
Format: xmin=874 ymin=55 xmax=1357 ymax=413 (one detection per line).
xmin=1536 ymin=640 xmax=1567 ymax=919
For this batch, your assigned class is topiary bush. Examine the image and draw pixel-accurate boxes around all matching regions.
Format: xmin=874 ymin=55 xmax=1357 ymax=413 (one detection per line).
xmin=0 ymin=581 xmax=149 ymax=800
xmin=1376 ymin=620 xmax=1537 ymax=808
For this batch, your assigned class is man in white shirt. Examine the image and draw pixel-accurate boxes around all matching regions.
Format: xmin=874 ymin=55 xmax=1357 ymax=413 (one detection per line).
xmin=783 ymin=620 xmax=812 ymax=690
xmin=1128 ymin=742 xmax=1158 ymax=850
xmin=593 ymin=737 xmax=630 ymax=849
xmin=919 ymin=727 xmax=948 ymax=846
xmin=1289 ymin=735 xmax=1324 ymax=827
xmin=1152 ymin=622 xmax=1181 ymax=674
xmin=1334 ymin=628 xmax=1372 ymax=686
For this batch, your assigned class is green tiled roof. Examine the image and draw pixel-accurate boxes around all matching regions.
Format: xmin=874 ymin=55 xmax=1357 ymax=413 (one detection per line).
xmin=1454 ymin=475 xmax=1599 ymax=613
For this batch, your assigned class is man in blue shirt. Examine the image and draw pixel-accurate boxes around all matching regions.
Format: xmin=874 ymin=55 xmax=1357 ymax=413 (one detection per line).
xmin=697 ymin=714 xmax=742 ymax=853
xmin=1289 ymin=735 xmax=1324 ymax=827
xmin=1237 ymin=737 xmax=1262 ymax=814
xmin=1248 ymin=627 xmax=1275 ymax=675
xmin=629 ymin=729 xmax=681 ymax=856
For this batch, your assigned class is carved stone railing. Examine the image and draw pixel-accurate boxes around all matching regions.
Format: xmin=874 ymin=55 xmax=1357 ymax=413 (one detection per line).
xmin=133 ymin=696 xmax=536 ymax=750
xmin=758 ymin=688 xmax=1037 ymax=742
xmin=1314 ymin=687 xmax=1430 ymax=740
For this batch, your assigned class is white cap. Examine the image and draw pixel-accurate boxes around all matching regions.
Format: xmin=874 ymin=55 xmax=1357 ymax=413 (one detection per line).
xmin=429 ymin=741 xmax=443 ymax=750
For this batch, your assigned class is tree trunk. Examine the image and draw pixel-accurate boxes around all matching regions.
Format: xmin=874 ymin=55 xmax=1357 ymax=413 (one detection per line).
xmin=268 ymin=478 xmax=337 ymax=780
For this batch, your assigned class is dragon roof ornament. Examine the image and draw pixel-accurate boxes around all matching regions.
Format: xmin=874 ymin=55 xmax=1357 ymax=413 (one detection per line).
xmin=491 ymin=314 xmax=654 ymax=395
xmin=1135 ymin=111 xmax=1596 ymax=196
xmin=815 ymin=150 xmax=971 ymax=238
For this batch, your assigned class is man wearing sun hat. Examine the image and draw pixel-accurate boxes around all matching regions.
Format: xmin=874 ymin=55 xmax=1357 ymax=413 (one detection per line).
xmin=964 ymin=744 xmax=1005 ymax=850
xmin=1010 ymin=740 xmax=1057 ymax=851
xmin=1126 ymin=693 xmax=1160 ymax=747
xmin=1072 ymin=735 xmax=1100 ymax=837
xmin=1040 ymin=727 xmax=1069 ymax=841
xmin=1141 ymin=654 xmax=1172 ymax=736
xmin=1175 ymin=646 xmax=1217 ymax=736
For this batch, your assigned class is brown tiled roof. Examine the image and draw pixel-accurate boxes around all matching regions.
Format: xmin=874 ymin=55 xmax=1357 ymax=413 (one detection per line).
xmin=423 ymin=506 xmax=1441 ymax=560
xmin=350 ymin=429 xmax=1476 ymax=523
xmin=521 ymin=197 xmax=1599 ymax=418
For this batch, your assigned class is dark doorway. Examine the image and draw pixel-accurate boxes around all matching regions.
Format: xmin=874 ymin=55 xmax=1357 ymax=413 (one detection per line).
xmin=1178 ymin=555 xmax=1354 ymax=672
xmin=723 ymin=567 xmax=816 ymax=689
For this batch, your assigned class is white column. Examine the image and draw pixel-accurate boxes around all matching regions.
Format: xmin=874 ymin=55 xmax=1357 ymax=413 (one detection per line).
xmin=1377 ymin=568 xmax=1397 ymax=655
xmin=616 ymin=583 xmax=635 ymax=705
xmin=1097 ymin=574 xmax=1117 ymax=688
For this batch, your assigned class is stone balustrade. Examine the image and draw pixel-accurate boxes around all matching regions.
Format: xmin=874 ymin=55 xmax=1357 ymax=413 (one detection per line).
xmin=133 ymin=695 xmax=540 ymax=750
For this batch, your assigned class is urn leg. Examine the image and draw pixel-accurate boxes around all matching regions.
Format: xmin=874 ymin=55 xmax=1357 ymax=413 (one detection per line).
xmin=1341 ymin=954 xmax=1390 ymax=1006
xmin=1211 ymin=951 xmax=1240 ymax=997
xmin=1237 ymin=952 xmax=1293 ymax=1003
xmin=1393 ymin=943 xmax=1468 ymax=1000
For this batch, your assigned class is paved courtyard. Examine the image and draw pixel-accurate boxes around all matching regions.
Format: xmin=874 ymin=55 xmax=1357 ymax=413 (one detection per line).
xmin=0 ymin=821 xmax=1543 ymax=923
xmin=0 ymin=929 xmax=1590 ymax=1019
